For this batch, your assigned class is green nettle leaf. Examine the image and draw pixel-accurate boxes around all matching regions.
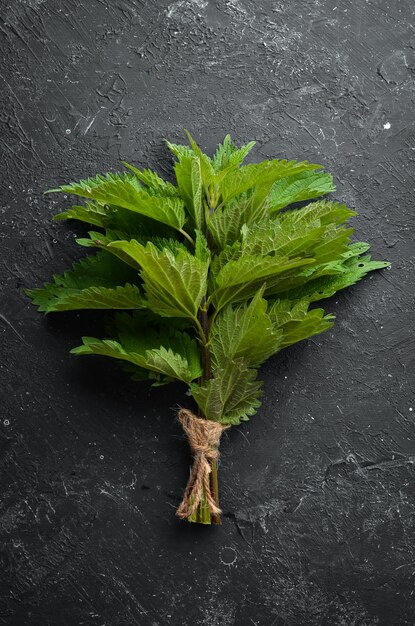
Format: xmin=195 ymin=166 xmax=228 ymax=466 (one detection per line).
xmin=174 ymin=156 xmax=204 ymax=231
xmin=71 ymin=311 xmax=202 ymax=384
xmin=108 ymin=237 xmax=209 ymax=320
xmin=28 ymin=283 xmax=145 ymax=313
xmin=71 ymin=337 xmax=199 ymax=384
xmin=207 ymin=192 xmax=270 ymax=249
xmin=53 ymin=200 xmax=109 ymax=228
xmin=267 ymin=299 xmax=335 ymax=347
xmin=27 ymin=132 xmax=389 ymax=525
xmin=210 ymin=290 xmax=283 ymax=368
xmin=121 ymin=162 xmax=179 ymax=197
xmin=217 ymin=158 xmax=322 ymax=204
xmin=190 ymin=358 xmax=263 ymax=425
xmin=25 ymin=252 xmax=145 ymax=313
xmin=277 ymin=253 xmax=390 ymax=303
xmin=165 ymin=140 xmax=195 ymax=161
xmin=211 ymin=135 xmax=256 ymax=173
xmin=210 ymin=254 xmax=316 ymax=310
xmin=47 ymin=172 xmax=186 ymax=231
xmin=268 ymin=170 xmax=335 ymax=213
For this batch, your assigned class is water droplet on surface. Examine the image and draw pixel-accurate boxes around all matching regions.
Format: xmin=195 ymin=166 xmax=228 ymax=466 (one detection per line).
xmin=220 ymin=546 xmax=237 ymax=566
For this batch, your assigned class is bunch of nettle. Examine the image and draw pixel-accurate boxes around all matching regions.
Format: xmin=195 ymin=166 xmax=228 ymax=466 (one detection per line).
xmin=28 ymin=132 xmax=388 ymax=524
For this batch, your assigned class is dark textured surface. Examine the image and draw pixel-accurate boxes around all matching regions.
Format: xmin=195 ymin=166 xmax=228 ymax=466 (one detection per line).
xmin=1 ymin=1 xmax=414 ymax=624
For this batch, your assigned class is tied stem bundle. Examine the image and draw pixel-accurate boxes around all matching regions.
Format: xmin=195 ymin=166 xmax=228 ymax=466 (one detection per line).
xmin=176 ymin=409 xmax=229 ymax=523
xmin=26 ymin=131 xmax=389 ymax=524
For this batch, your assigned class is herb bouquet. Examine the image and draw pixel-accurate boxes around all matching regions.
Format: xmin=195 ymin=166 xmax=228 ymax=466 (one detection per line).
xmin=27 ymin=133 xmax=388 ymax=525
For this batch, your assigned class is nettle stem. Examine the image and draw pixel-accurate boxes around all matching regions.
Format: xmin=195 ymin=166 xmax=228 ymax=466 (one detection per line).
xmin=188 ymin=302 xmax=222 ymax=525
xmin=187 ymin=189 xmax=223 ymax=525
xmin=198 ymin=304 xmax=211 ymax=384
xmin=209 ymin=458 xmax=221 ymax=525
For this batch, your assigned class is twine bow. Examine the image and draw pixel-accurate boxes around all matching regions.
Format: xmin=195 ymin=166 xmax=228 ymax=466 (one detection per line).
xmin=176 ymin=408 xmax=229 ymax=520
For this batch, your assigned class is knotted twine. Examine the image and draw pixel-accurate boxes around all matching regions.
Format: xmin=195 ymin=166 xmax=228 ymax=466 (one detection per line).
xmin=176 ymin=408 xmax=229 ymax=519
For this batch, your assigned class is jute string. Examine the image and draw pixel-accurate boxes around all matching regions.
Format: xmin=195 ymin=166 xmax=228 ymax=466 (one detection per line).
xmin=176 ymin=408 xmax=229 ymax=519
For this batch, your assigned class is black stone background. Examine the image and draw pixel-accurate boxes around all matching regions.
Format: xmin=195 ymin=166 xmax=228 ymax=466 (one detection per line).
xmin=1 ymin=1 xmax=414 ymax=624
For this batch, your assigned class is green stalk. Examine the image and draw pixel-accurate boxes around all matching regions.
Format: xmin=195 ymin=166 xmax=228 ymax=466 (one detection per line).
xmin=187 ymin=460 xmax=221 ymax=525
xmin=210 ymin=458 xmax=221 ymax=525
xmin=187 ymin=303 xmax=222 ymax=525
xmin=188 ymin=485 xmax=211 ymax=524
xmin=187 ymin=187 xmax=223 ymax=525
